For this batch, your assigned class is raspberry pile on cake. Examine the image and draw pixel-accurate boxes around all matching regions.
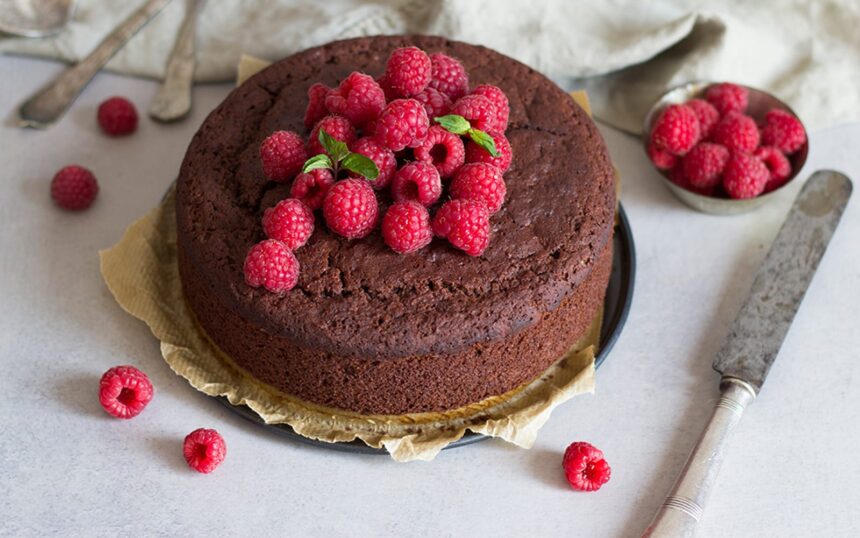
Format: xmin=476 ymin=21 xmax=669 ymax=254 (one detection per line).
xmin=176 ymin=36 xmax=616 ymax=415
xmin=648 ymin=82 xmax=807 ymax=199
xmin=245 ymin=46 xmax=514 ymax=294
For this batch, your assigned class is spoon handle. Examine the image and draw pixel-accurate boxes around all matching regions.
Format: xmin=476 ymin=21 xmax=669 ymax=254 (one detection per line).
xmin=149 ymin=0 xmax=202 ymax=122
xmin=18 ymin=0 xmax=172 ymax=129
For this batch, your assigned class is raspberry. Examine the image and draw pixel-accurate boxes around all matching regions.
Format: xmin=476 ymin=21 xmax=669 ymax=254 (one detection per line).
xmin=382 ymin=202 xmax=433 ymax=254
xmin=307 ymin=115 xmax=357 ymax=156
xmin=325 ymin=72 xmax=385 ymax=127
xmin=755 ymin=146 xmax=792 ymax=192
xmin=649 ymin=104 xmax=700 ymax=155
xmin=376 ymin=74 xmax=398 ymax=101
xmin=428 ymin=53 xmax=469 ymax=101
xmin=464 ymin=131 xmax=513 ymax=173
xmin=260 ymin=130 xmax=308 ymax=183
xmin=304 ymin=83 xmax=331 ymax=129
xmin=243 ymin=239 xmax=300 ymax=293
xmin=183 ymin=428 xmax=226 ymax=474
xmin=722 ymin=152 xmax=769 ymax=199
xmin=562 ymin=441 xmax=611 ymax=492
xmin=413 ymin=87 xmax=452 ymax=120
xmin=682 ymin=143 xmax=730 ymax=189
xmin=669 ymin=163 xmax=715 ymax=197
xmin=98 ymin=365 xmax=154 ymax=419
xmin=97 ymin=96 xmax=137 ymax=136
xmin=450 ymin=163 xmax=507 ymax=214
xmin=384 ymin=46 xmax=432 ymax=97
xmin=391 ymin=162 xmax=442 ymax=207
xmin=432 ymin=199 xmax=491 ymax=257
xmin=374 ymin=99 xmax=429 ymax=151
xmin=686 ymin=98 xmax=720 ymax=138
xmin=450 ymin=94 xmax=500 ymax=134
xmin=290 ymin=168 xmax=334 ymax=211
xmin=470 ymin=84 xmax=510 ymax=131
xmin=262 ymin=198 xmax=314 ymax=250
xmin=414 ymin=126 xmax=466 ymax=178
xmin=323 ymin=179 xmax=379 ymax=239
xmin=710 ymin=112 xmax=760 ymax=153
xmin=705 ymin=82 xmax=749 ymax=115
xmin=50 ymin=165 xmax=99 ymax=211
xmin=349 ymin=137 xmax=397 ymax=189
xmin=760 ymin=109 xmax=806 ymax=155
xmin=647 ymin=141 xmax=678 ymax=171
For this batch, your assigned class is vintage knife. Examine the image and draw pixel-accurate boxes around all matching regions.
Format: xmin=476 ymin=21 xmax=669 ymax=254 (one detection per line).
xmin=644 ymin=170 xmax=852 ymax=537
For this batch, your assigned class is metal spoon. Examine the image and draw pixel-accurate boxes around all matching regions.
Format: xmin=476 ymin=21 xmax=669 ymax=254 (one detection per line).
xmin=17 ymin=0 xmax=172 ymax=129
xmin=0 ymin=0 xmax=75 ymax=37
xmin=149 ymin=0 xmax=202 ymax=122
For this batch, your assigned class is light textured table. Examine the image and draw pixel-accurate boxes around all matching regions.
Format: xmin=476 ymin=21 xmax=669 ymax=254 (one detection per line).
xmin=1 ymin=55 xmax=858 ymax=538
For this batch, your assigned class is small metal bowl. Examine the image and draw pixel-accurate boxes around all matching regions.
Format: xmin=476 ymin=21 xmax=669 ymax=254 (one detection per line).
xmin=643 ymin=82 xmax=809 ymax=215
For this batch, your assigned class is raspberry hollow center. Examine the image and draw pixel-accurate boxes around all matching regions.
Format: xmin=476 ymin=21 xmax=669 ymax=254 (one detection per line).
xmin=430 ymin=144 xmax=448 ymax=163
xmin=117 ymin=387 xmax=137 ymax=406
xmin=402 ymin=182 xmax=419 ymax=200
xmin=195 ymin=443 xmax=209 ymax=460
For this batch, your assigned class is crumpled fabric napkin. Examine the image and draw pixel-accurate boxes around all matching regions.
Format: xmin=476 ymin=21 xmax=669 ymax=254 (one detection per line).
xmin=2 ymin=0 xmax=858 ymax=133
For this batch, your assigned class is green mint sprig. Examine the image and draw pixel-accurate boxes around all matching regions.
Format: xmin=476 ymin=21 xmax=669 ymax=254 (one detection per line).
xmin=301 ymin=129 xmax=379 ymax=180
xmin=434 ymin=114 xmax=500 ymax=157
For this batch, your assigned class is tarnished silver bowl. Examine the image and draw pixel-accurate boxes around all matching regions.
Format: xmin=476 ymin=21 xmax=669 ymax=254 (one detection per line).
xmin=643 ymin=82 xmax=809 ymax=215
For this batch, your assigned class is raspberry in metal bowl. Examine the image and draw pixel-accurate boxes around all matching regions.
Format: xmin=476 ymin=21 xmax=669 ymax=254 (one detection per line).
xmin=643 ymin=82 xmax=809 ymax=215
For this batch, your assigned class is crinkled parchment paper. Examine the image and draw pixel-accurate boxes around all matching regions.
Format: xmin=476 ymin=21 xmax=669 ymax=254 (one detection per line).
xmin=98 ymin=59 xmax=603 ymax=462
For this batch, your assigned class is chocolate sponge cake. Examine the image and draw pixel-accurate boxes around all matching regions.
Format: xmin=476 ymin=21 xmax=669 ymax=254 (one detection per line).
xmin=175 ymin=36 xmax=616 ymax=415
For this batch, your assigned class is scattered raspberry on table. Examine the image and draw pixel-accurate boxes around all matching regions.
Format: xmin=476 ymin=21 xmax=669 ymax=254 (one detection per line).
xmin=562 ymin=441 xmax=612 ymax=492
xmin=98 ymin=365 xmax=154 ymax=419
xmin=51 ymin=165 xmax=99 ymax=211
xmin=97 ymin=96 xmax=138 ymax=136
xmin=183 ymin=428 xmax=227 ymax=474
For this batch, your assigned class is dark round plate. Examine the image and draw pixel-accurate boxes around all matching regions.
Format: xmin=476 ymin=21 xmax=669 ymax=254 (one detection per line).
xmin=215 ymin=205 xmax=636 ymax=454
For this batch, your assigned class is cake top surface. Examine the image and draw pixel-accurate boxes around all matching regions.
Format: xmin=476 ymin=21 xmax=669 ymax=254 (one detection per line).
xmin=176 ymin=35 xmax=615 ymax=358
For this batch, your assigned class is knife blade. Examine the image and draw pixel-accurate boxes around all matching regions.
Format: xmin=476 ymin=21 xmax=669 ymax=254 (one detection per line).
xmin=713 ymin=170 xmax=853 ymax=391
xmin=645 ymin=170 xmax=852 ymax=538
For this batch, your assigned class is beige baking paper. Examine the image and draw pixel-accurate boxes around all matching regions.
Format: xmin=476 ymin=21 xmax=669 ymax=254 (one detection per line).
xmin=98 ymin=59 xmax=603 ymax=462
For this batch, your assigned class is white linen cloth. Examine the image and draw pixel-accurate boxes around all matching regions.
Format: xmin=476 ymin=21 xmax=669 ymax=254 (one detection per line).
xmin=2 ymin=0 xmax=859 ymax=133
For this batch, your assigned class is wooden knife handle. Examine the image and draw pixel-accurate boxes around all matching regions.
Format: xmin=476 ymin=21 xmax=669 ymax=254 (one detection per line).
xmin=643 ymin=377 xmax=757 ymax=538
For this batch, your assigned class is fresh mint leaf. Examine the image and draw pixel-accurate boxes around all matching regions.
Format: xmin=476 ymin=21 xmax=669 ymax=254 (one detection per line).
xmin=301 ymin=153 xmax=333 ymax=174
xmin=341 ymin=152 xmax=379 ymax=181
xmin=468 ymin=128 xmax=500 ymax=157
xmin=318 ymin=129 xmax=350 ymax=162
xmin=434 ymin=114 xmax=471 ymax=135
